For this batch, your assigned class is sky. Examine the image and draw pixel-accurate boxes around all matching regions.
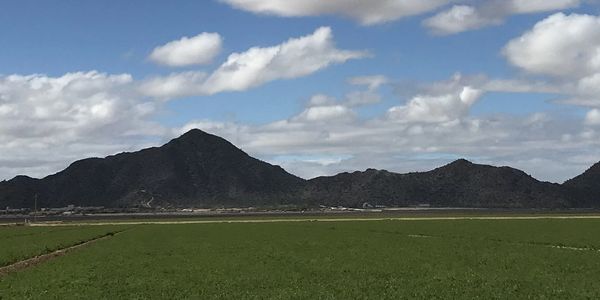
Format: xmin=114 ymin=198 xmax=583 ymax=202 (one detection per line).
xmin=1 ymin=0 xmax=600 ymax=183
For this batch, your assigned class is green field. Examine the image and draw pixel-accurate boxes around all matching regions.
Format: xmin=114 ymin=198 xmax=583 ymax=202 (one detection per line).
xmin=0 ymin=225 xmax=126 ymax=268
xmin=1 ymin=218 xmax=600 ymax=299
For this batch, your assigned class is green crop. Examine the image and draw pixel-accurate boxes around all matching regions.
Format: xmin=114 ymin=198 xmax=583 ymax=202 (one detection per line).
xmin=1 ymin=219 xmax=599 ymax=299
xmin=0 ymin=225 xmax=126 ymax=267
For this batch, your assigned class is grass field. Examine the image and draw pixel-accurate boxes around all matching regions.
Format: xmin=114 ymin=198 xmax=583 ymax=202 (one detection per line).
xmin=0 ymin=225 xmax=126 ymax=268
xmin=1 ymin=218 xmax=600 ymax=299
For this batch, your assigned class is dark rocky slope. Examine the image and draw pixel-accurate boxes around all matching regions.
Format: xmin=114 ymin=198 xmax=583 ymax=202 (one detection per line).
xmin=563 ymin=162 xmax=600 ymax=207
xmin=0 ymin=129 xmax=597 ymax=209
xmin=0 ymin=129 xmax=305 ymax=208
xmin=304 ymin=159 xmax=569 ymax=208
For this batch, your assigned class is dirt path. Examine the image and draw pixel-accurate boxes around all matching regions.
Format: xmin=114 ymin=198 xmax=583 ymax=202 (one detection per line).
xmin=403 ymin=230 xmax=600 ymax=253
xmin=0 ymin=230 xmax=123 ymax=277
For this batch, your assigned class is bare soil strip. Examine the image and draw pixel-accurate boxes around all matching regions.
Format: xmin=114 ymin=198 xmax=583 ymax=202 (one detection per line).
xmin=404 ymin=231 xmax=600 ymax=253
xmin=407 ymin=234 xmax=433 ymax=238
xmin=547 ymin=245 xmax=600 ymax=252
xmin=0 ymin=231 xmax=122 ymax=277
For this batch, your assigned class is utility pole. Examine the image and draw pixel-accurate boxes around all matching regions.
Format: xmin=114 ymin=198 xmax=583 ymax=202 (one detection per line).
xmin=33 ymin=193 xmax=38 ymax=223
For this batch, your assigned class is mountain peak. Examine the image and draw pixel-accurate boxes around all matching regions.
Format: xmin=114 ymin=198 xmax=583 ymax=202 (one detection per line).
xmin=177 ymin=128 xmax=212 ymax=140
xmin=442 ymin=158 xmax=473 ymax=168
xmin=1 ymin=129 xmax=599 ymax=209
xmin=565 ymin=161 xmax=600 ymax=184
xmin=584 ymin=161 xmax=600 ymax=173
xmin=167 ymin=128 xmax=233 ymax=150
xmin=453 ymin=158 xmax=472 ymax=164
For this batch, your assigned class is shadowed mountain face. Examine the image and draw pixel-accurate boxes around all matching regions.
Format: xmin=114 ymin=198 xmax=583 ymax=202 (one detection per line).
xmin=304 ymin=159 xmax=569 ymax=208
xmin=563 ymin=162 xmax=600 ymax=207
xmin=0 ymin=129 xmax=305 ymax=208
xmin=0 ymin=129 xmax=597 ymax=209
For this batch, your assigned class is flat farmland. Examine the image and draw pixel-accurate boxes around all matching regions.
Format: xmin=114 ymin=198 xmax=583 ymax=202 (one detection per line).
xmin=0 ymin=225 xmax=126 ymax=268
xmin=1 ymin=218 xmax=600 ymax=299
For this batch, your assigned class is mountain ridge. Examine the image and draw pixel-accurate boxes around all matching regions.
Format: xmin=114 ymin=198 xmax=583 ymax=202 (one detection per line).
xmin=0 ymin=129 xmax=596 ymax=209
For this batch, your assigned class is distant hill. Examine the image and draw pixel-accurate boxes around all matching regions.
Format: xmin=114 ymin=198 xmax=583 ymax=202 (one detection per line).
xmin=563 ymin=162 xmax=600 ymax=207
xmin=304 ymin=159 xmax=569 ymax=208
xmin=0 ymin=129 xmax=597 ymax=209
xmin=0 ymin=129 xmax=304 ymax=209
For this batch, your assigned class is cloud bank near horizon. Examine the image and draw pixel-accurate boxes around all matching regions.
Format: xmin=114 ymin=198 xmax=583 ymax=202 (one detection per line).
xmin=2 ymin=14 xmax=600 ymax=183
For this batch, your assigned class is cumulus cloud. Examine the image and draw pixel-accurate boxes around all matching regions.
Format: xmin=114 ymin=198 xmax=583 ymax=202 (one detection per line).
xmin=0 ymin=71 xmax=151 ymax=139
xmin=1 ymin=69 xmax=596 ymax=183
xmin=504 ymin=13 xmax=600 ymax=78
xmin=510 ymin=0 xmax=581 ymax=14
xmin=0 ymin=71 xmax=166 ymax=180
xmin=291 ymin=92 xmax=360 ymax=124
xmin=343 ymin=75 xmax=389 ymax=106
xmin=221 ymin=0 xmax=450 ymax=25
xmin=0 ymin=28 xmax=367 ymax=179
xmin=481 ymin=78 xmax=563 ymax=94
xmin=424 ymin=0 xmax=581 ymax=34
xmin=387 ymin=86 xmax=483 ymax=123
xmin=585 ymin=109 xmax=600 ymax=125
xmin=307 ymin=94 xmax=337 ymax=106
xmin=222 ymin=0 xmax=580 ymax=34
xmin=504 ymin=13 xmax=600 ymax=108
xmin=170 ymin=74 xmax=598 ymax=183
xmin=293 ymin=105 xmax=355 ymax=123
xmin=348 ymin=75 xmax=388 ymax=90
xmin=201 ymin=27 xmax=368 ymax=94
xmin=139 ymin=71 xmax=208 ymax=99
xmin=142 ymin=27 xmax=367 ymax=98
xmin=177 ymin=106 xmax=593 ymax=183
xmin=295 ymin=75 xmax=390 ymax=109
xmin=149 ymin=32 xmax=223 ymax=67
xmin=424 ymin=5 xmax=499 ymax=35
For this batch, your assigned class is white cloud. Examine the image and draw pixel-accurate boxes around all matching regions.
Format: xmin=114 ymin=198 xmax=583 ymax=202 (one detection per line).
xmin=0 ymin=28 xmax=368 ymax=179
xmin=578 ymin=73 xmax=600 ymax=95
xmin=344 ymin=75 xmax=389 ymax=106
xmin=142 ymin=27 xmax=367 ymax=98
xmin=504 ymin=13 xmax=600 ymax=77
xmin=297 ymin=75 xmax=390 ymax=109
xmin=139 ymin=71 xmax=208 ymax=99
xmin=344 ymin=90 xmax=382 ymax=107
xmin=221 ymin=0 xmax=450 ymax=25
xmin=1 ymin=69 xmax=595 ymax=184
xmin=293 ymin=105 xmax=355 ymax=123
xmin=585 ymin=109 xmax=600 ymax=125
xmin=424 ymin=1 xmax=581 ymax=34
xmin=177 ymin=105 xmax=594 ymax=183
xmin=307 ymin=94 xmax=337 ymax=106
xmin=0 ymin=71 xmax=166 ymax=180
xmin=149 ymin=32 xmax=223 ymax=67
xmin=510 ymin=0 xmax=581 ymax=14
xmin=348 ymin=75 xmax=388 ymax=90
xmin=387 ymin=86 xmax=483 ymax=123
xmin=170 ymin=75 xmax=594 ymax=183
xmin=225 ymin=0 xmax=579 ymax=31
xmin=504 ymin=13 xmax=600 ymax=108
xmin=424 ymin=5 xmax=499 ymax=35
xmin=201 ymin=27 xmax=368 ymax=94
xmin=482 ymin=78 xmax=563 ymax=94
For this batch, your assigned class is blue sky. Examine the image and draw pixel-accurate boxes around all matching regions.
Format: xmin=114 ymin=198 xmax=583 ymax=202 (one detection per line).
xmin=1 ymin=0 xmax=600 ymax=182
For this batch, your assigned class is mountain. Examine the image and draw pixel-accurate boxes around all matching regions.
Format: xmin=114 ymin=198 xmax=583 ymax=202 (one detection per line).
xmin=0 ymin=129 xmax=304 ymax=209
xmin=304 ymin=169 xmax=424 ymax=208
xmin=417 ymin=159 xmax=568 ymax=208
xmin=0 ymin=129 xmax=598 ymax=209
xmin=304 ymin=159 xmax=569 ymax=208
xmin=0 ymin=175 xmax=41 ymax=210
xmin=563 ymin=162 xmax=600 ymax=207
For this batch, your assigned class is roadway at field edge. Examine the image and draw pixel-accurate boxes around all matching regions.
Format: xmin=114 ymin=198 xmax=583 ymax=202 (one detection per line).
xmin=24 ymin=215 xmax=600 ymax=227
